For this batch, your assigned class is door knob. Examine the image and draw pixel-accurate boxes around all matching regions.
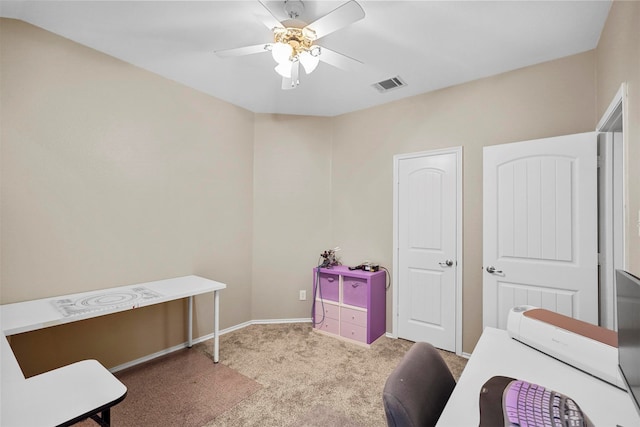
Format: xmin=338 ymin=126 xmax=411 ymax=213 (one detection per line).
xmin=486 ymin=266 xmax=503 ymax=274
xmin=439 ymin=260 xmax=454 ymax=267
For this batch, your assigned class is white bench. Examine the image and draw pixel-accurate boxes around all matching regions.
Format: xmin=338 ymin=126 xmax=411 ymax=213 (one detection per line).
xmin=1 ymin=275 xmax=226 ymax=426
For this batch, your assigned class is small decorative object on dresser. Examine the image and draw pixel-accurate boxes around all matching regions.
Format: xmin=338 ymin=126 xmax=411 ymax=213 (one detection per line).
xmin=312 ymin=265 xmax=386 ymax=346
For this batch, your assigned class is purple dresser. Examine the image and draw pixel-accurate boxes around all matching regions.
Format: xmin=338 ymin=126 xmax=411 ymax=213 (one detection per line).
xmin=312 ymin=266 xmax=386 ymax=345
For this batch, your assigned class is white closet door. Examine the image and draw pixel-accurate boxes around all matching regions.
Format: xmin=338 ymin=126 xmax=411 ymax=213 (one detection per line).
xmin=397 ymin=150 xmax=459 ymax=351
xmin=483 ymin=132 xmax=598 ymax=329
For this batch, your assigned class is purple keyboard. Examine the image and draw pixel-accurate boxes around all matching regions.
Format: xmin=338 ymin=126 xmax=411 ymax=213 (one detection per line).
xmin=503 ymin=380 xmax=588 ymax=427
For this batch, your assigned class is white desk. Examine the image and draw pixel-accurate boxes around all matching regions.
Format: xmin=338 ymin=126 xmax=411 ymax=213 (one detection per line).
xmin=1 ymin=334 xmax=127 ymax=426
xmin=1 ymin=275 xmax=226 ymax=362
xmin=1 ymin=275 xmax=226 ymax=426
xmin=437 ymin=327 xmax=640 ymax=426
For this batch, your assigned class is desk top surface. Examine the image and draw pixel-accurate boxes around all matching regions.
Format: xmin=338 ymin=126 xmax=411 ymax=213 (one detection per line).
xmin=437 ymin=327 xmax=640 ymax=426
xmin=1 ymin=358 xmax=127 ymax=426
xmin=1 ymin=275 xmax=226 ymax=335
xmin=1 ymin=275 xmax=225 ymax=426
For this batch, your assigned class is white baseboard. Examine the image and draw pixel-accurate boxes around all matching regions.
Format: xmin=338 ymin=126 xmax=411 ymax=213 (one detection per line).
xmin=109 ymin=318 xmax=312 ymax=373
xmin=249 ymin=317 xmax=312 ymax=325
xmin=193 ymin=318 xmax=312 ymax=343
xmin=110 ymin=341 xmax=191 ymax=373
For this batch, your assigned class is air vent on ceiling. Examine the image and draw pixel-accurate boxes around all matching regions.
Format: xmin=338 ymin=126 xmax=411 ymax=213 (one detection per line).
xmin=372 ymin=76 xmax=407 ymax=93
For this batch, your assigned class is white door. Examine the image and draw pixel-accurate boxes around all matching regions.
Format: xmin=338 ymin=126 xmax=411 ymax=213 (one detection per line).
xmin=395 ymin=149 xmax=460 ymax=352
xmin=483 ymin=132 xmax=598 ymax=330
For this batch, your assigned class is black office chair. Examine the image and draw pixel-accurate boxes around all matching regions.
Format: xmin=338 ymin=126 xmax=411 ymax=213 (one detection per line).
xmin=383 ymin=342 xmax=456 ymax=427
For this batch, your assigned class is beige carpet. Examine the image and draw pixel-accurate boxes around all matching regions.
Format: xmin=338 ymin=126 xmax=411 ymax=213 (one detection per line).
xmin=76 ymin=323 xmax=467 ymax=426
xmin=77 ymin=348 xmax=261 ymax=427
xmin=289 ymin=404 xmax=367 ymax=427
xmin=197 ymin=323 xmax=467 ymax=427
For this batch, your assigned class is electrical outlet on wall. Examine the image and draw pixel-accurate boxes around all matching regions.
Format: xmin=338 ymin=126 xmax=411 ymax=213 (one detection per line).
xmin=299 ymin=290 xmax=307 ymax=301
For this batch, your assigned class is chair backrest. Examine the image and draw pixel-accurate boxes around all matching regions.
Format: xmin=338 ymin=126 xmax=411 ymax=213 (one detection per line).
xmin=383 ymin=342 xmax=456 ymax=427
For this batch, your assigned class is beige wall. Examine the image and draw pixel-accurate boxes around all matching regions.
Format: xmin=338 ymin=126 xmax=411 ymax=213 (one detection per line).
xmin=0 ymin=19 xmax=254 ymax=374
xmin=596 ymin=0 xmax=640 ymax=276
xmin=252 ymin=114 xmax=332 ymax=320
xmin=331 ymin=51 xmax=597 ymax=353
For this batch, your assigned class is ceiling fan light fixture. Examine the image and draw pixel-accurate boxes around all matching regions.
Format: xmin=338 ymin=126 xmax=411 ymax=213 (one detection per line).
xmin=275 ymin=61 xmax=293 ymax=78
xmin=299 ymin=50 xmax=319 ymax=74
xmin=302 ymin=26 xmax=317 ymax=41
xmin=217 ymin=0 xmax=366 ymax=91
xmin=271 ymin=27 xmax=320 ymax=79
xmin=272 ymin=42 xmax=293 ymax=64
xmin=309 ymin=45 xmax=321 ymax=57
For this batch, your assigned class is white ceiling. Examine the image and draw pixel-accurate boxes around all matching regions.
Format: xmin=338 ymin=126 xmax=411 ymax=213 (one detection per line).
xmin=0 ymin=1 xmax=612 ymax=117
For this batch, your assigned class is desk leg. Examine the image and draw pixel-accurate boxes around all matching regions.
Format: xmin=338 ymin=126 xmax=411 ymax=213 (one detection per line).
xmin=103 ymin=409 xmax=111 ymax=426
xmin=188 ymin=296 xmax=193 ymax=348
xmin=214 ymin=290 xmax=220 ymax=363
xmin=89 ymin=408 xmax=110 ymax=427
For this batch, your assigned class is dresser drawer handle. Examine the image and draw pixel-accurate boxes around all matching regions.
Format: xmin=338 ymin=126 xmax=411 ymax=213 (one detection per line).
xmin=351 ymin=283 xmax=359 ymax=288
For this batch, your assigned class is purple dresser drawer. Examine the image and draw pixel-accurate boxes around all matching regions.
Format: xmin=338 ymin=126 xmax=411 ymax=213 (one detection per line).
xmin=317 ymin=272 xmax=339 ymax=302
xmin=340 ymin=322 xmax=367 ymax=343
xmin=341 ymin=306 xmax=367 ymax=328
xmin=315 ymin=302 xmax=339 ymax=321
xmin=317 ymin=317 xmax=340 ymax=335
xmin=343 ymin=276 xmax=367 ymax=308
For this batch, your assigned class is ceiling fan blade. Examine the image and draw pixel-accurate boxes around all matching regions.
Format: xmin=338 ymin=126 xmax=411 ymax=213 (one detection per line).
xmin=317 ymin=46 xmax=364 ymax=73
xmin=215 ymin=44 xmax=270 ymax=57
xmin=305 ymin=0 xmax=365 ymax=40
xmin=257 ymin=0 xmax=285 ymax=31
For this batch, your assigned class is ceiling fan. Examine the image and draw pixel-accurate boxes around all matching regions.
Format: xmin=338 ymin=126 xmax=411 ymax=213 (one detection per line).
xmin=214 ymin=0 xmax=365 ymax=90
